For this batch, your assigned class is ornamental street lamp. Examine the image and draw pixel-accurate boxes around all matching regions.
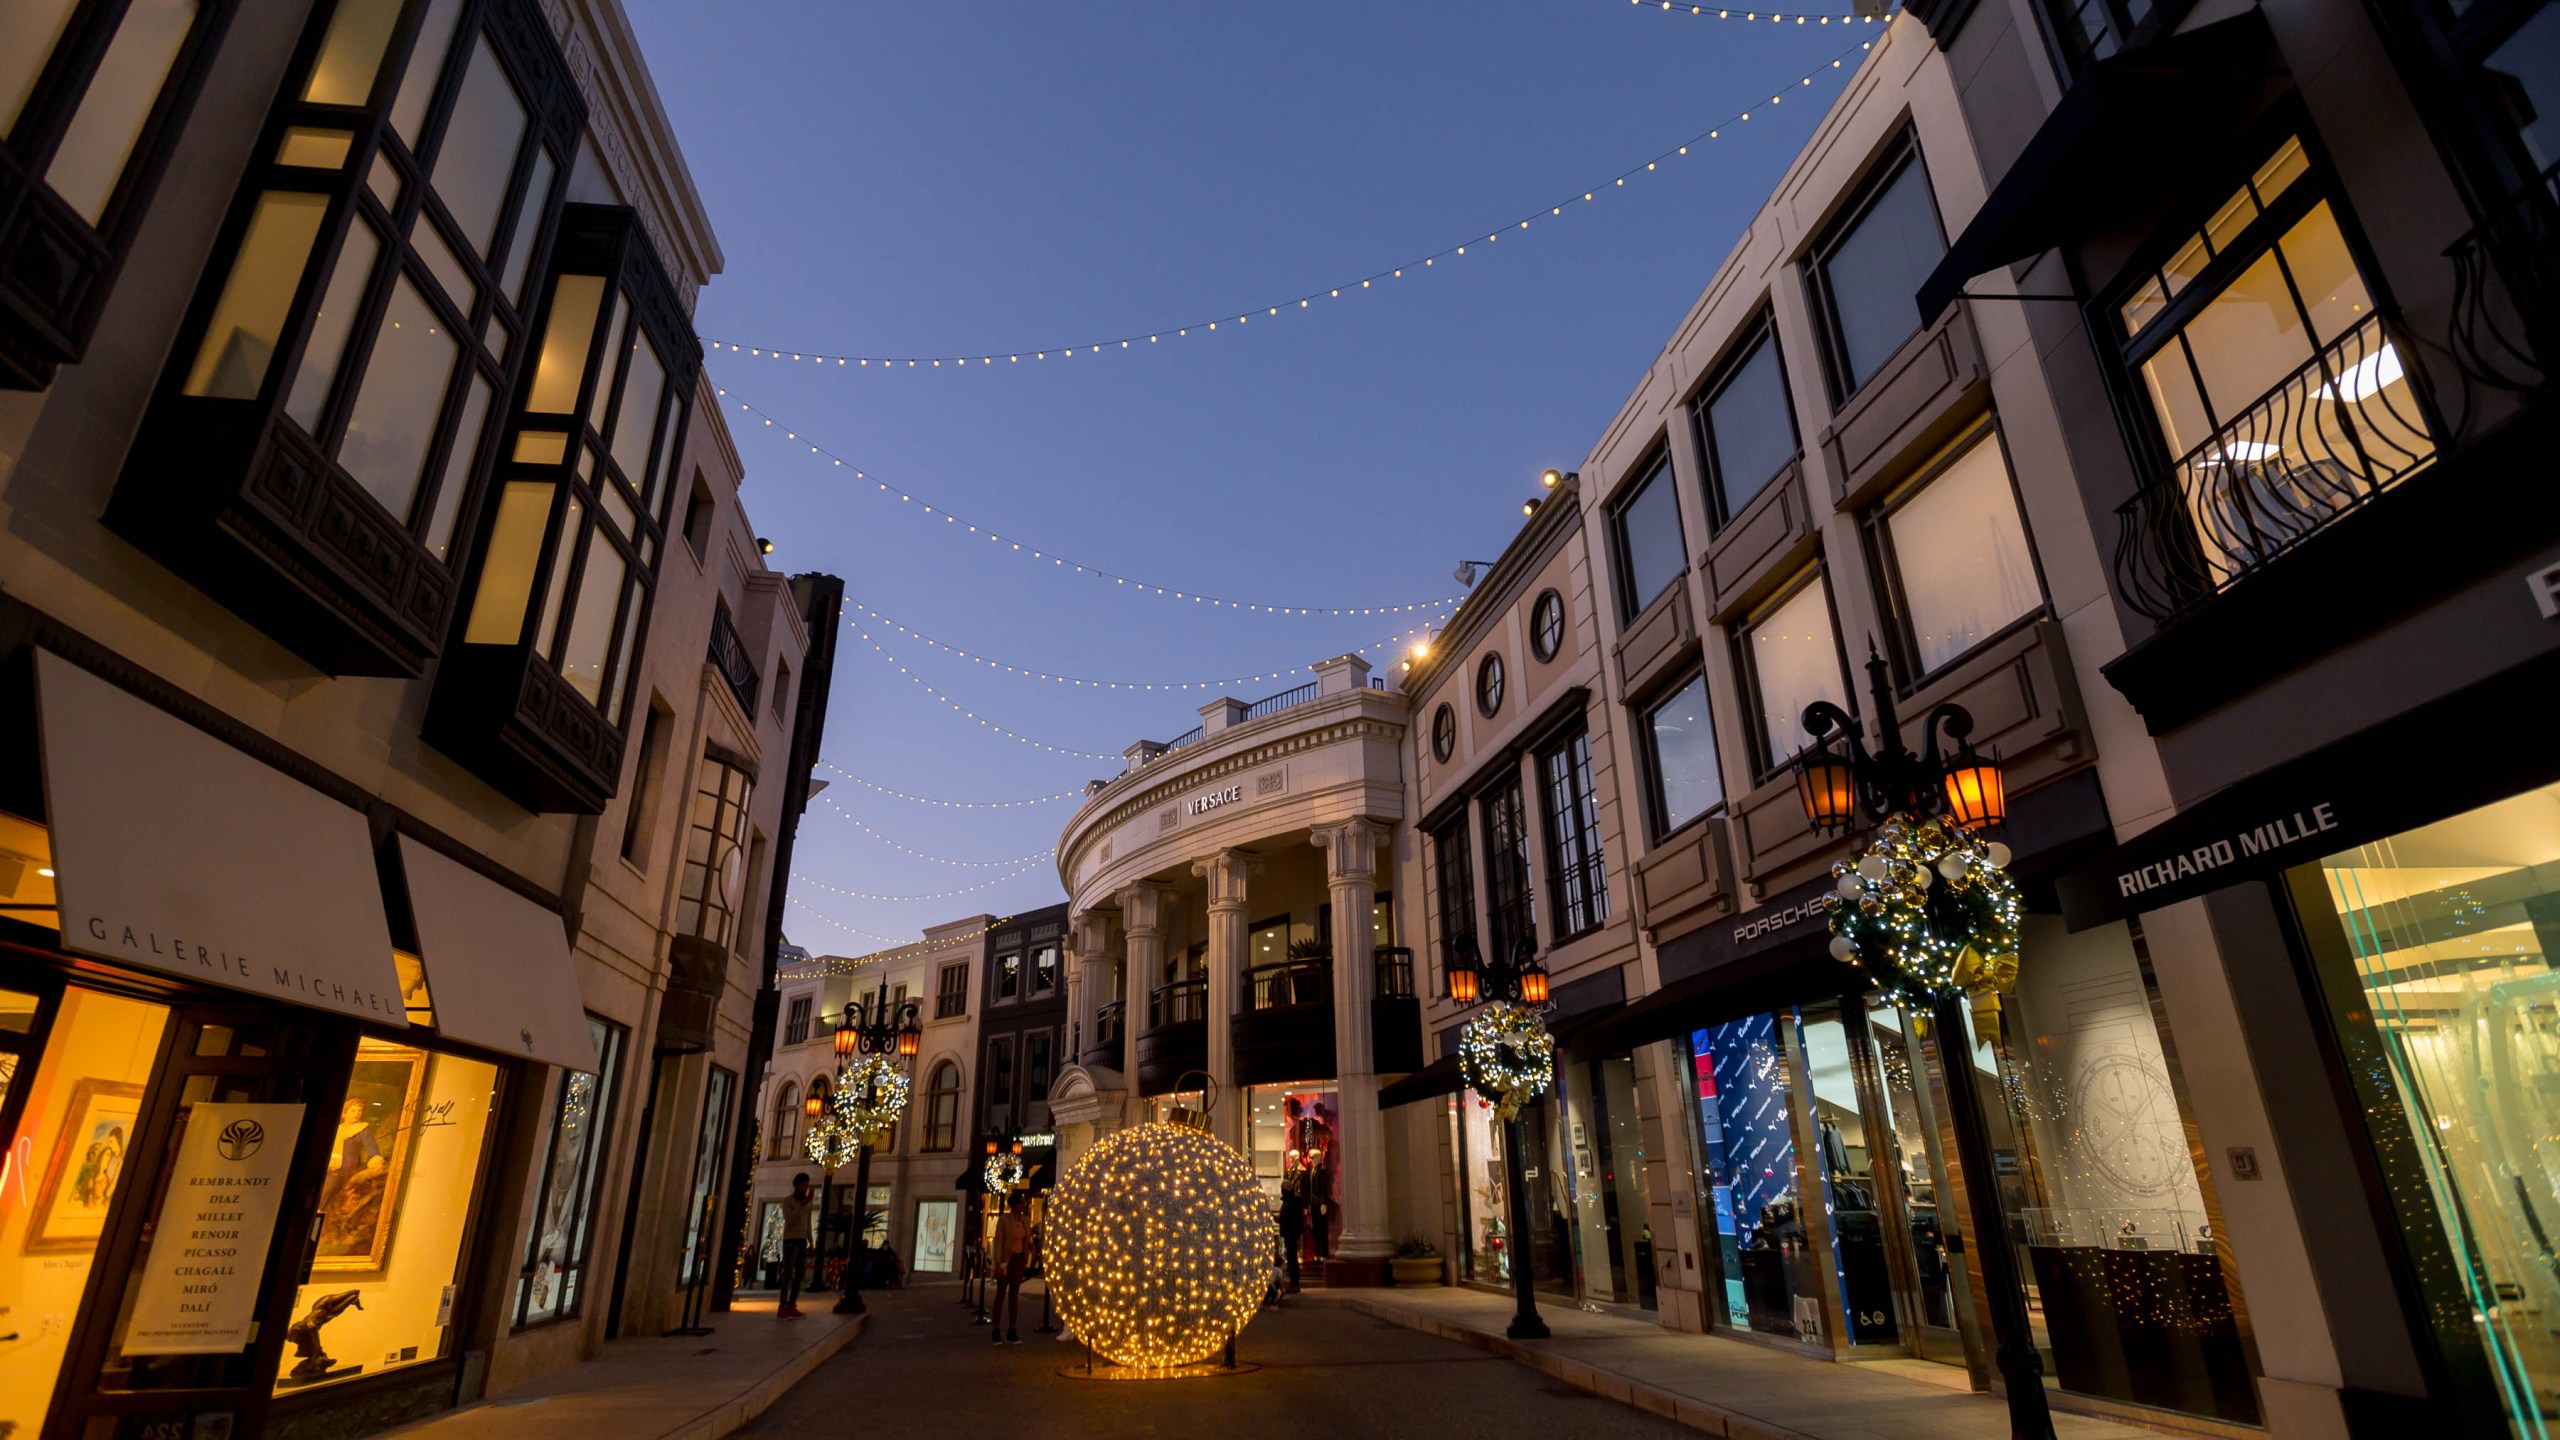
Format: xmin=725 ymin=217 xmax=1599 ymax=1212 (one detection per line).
xmin=1443 ymin=933 xmax=1553 ymax=1342
xmin=1795 ymin=645 xmax=2049 ymax=1440
xmin=826 ymin=977 xmax=923 ymax=1317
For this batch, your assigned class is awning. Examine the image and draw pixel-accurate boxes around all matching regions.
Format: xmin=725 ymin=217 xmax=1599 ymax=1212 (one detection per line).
xmin=36 ymin=652 xmax=404 ymax=1021
xmin=398 ymin=836 xmax=596 ymax=1071
xmin=1913 ymin=11 xmax=2284 ymax=321
xmin=1379 ymin=1054 xmax=1461 ymax=1110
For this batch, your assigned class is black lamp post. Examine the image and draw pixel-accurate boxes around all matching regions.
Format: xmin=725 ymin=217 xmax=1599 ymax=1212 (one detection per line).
xmin=1796 ymin=646 xmax=2048 ymax=1440
xmin=827 ymin=977 xmax=923 ymax=1317
xmin=1442 ymin=933 xmax=1553 ymax=1342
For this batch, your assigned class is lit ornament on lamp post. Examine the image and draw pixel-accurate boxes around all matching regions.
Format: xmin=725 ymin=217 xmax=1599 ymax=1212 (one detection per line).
xmin=1044 ymin=1112 xmax=1272 ymax=1372
xmin=804 ymin=977 xmax=922 ymax=1317
xmin=1795 ymin=644 xmax=2047 ymax=1440
xmin=1443 ymin=933 xmax=1556 ymax=1341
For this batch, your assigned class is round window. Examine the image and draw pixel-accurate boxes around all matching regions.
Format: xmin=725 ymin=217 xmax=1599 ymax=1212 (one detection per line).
xmin=1431 ymin=703 xmax=1456 ymax=763
xmin=1530 ymin=590 xmax=1564 ymax=662
xmin=1476 ymin=653 xmax=1506 ymax=717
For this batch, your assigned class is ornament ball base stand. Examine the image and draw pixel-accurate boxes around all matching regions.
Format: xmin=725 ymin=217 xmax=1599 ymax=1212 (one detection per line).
xmin=1501 ymin=1115 xmax=1549 ymax=1341
xmin=1929 ymin=992 xmax=2053 ymax=1440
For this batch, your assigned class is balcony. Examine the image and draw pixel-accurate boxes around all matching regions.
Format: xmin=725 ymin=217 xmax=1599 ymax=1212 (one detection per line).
xmin=1084 ymin=998 xmax=1125 ymax=1070
xmin=2112 ymin=313 xmax=2436 ymax=624
xmin=1134 ymin=978 xmax=1206 ymax=1095
xmin=1371 ymin=946 xmax=1423 ymax=1074
xmin=708 ymin=598 xmax=762 ymax=713
xmin=1241 ymin=681 xmax=1319 ymax=722
xmin=1234 ymin=955 xmax=1335 ymax=1086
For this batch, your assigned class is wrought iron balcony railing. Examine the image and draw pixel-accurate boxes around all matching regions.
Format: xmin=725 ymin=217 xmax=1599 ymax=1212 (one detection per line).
xmin=2447 ymin=160 xmax=2557 ymax=403
xmin=1375 ymin=946 xmax=1416 ymax=999
xmin=708 ymin=597 xmax=762 ymax=713
xmin=1147 ymin=978 xmax=1207 ymax=1028
xmin=1242 ymin=681 xmax=1320 ymax=721
xmin=2113 ymin=312 xmax=2437 ymax=622
xmin=1244 ymin=956 xmax=1332 ymax=1011
xmin=1093 ymin=998 xmax=1125 ymax=1048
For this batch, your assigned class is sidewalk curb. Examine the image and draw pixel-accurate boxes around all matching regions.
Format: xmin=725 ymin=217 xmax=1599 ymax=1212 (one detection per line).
xmin=1302 ymin=1292 xmax=1810 ymax=1440
xmin=669 ymin=1310 xmax=870 ymax=1440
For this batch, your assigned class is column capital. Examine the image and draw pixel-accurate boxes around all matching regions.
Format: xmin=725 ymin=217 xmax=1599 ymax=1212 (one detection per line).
xmin=1188 ymin=848 xmax=1262 ymax=909
xmin=1311 ymin=820 xmax=1389 ymax=884
xmin=1115 ymin=880 xmax=1176 ymax=937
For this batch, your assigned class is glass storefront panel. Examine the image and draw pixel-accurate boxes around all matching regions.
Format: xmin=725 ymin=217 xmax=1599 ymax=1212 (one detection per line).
xmin=1691 ymin=1014 xmax=1825 ymax=1341
xmin=0 ymin=987 xmax=170 ymax=1439
xmin=2315 ymin=780 xmax=2560 ymax=1435
xmin=1443 ymin=1090 xmax=1572 ymax=1299
xmin=1801 ymin=1012 xmax=1896 ymax=1345
xmin=1447 ymin=1090 xmax=1507 ymax=1284
xmin=1865 ymin=1003 xmax=1961 ymax=1343
xmin=1561 ymin=1053 xmax=1656 ymax=1309
xmin=1248 ymin=1084 xmax=1341 ymax=1263
xmin=272 ymin=1039 xmax=501 ymax=1393
xmin=1989 ymin=916 xmax=2257 ymax=1423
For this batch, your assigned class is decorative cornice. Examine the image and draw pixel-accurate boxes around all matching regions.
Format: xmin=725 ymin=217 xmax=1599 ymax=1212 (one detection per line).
xmin=1057 ymin=708 xmax=1408 ymax=876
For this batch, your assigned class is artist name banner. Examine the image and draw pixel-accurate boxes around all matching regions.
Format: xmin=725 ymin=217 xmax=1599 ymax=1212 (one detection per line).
xmin=122 ymin=1102 xmax=305 ymax=1356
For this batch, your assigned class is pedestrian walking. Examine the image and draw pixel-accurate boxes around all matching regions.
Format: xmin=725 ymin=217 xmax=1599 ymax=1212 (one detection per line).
xmin=1276 ymin=1185 xmax=1305 ymax=1293
xmin=777 ymin=1174 xmax=815 ymax=1319
xmin=991 ymin=1192 xmax=1032 ymax=1344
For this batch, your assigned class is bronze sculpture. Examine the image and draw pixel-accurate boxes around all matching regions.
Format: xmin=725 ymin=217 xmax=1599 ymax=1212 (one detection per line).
xmin=284 ymin=1289 xmax=364 ymax=1383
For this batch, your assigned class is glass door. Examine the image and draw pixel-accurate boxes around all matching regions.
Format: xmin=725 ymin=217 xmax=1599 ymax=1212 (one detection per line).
xmin=40 ymin=1003 xmax=354 ymax=1440
xmin=1863 ymin=1000 xmax=1968 ymax=1365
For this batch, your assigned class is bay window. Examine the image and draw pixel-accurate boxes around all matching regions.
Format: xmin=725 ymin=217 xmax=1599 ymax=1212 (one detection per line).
xmin=427 ymin=202 xmax=698 ymax=812
xmin=107 ymin=0 xmax=577 ymax=676
xmin=2 ymin=0 xmax=233 ymax=387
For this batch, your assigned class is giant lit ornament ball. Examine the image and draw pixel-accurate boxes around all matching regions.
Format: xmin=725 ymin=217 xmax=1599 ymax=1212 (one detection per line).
xmin=1045 ymin=1120 xmax=1274 ymax=1369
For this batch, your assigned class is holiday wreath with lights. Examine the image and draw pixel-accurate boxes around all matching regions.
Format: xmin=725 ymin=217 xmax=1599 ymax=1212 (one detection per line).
xmin=983 ymin=1148 xmax=1028 ymax=1195
xmin=1044 ymin=1119 xmax=1272 ymax=1370
xmin=805 ymin=1056 xmax=910 ymax=1167
xmin=1826 ymin=815 xmax=2021 ymax=1004
xmin=1458 ymin=1000 xmax=1556 ymax=1121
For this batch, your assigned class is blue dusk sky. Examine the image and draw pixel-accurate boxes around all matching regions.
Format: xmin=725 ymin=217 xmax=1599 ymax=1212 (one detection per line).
xmin=618 ymin=0 xmax=1878 ymax=958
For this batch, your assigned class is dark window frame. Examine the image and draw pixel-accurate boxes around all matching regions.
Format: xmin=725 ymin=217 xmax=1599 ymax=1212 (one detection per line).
xmin=783 ymin=995 xmax=811 ymax=1046
xmin=1634 ymin=662 xmax=1725 ymax=845
xmin=1024 ymin=1029 xmax=1054 ymax=1106
xmin=985 ymin=1033 xmax=1015 ymax=1116
xmin=1475 ymin=651 xmax=1506 ymax=718
xmin=1606 ymin=448 xmax=1689 ymax=623
xmin=672 ymin=749 xmax=752 ymax=946
xmin=995 ymin=950 xmax=1021 ymax=1002
xmin=1430 ymin=702 xmax=1456 ymax=763
xmin=923 ymin=1059 xmax=960 ymax=1151
xmin=1729 ymin=567 xmax=1856 ymax=785
xmin=1538 ymin=726 xmax=1610 ymax=942
xmin=1805 ymin=131 xmax=1946 ymax=406
xmin=1689 ymin=312 xmax=1803 ymax=530
xmin=1479 ymin=770 xmax=1537 ymax=968
xmin=513 ymin=1010 xmax=627 ymax=1328
xmin=1861 ymin=417 xmax=2053 ymax=690
xmin=936 ymin=961 xmax=969 ymax=1019
xmin=1030 ymin=941 xmax=1060 ymax=995
xmin=0 ymin=0 xmax=238 ymax=386
xmin=1429 ymin=811 xmax=1478 ymax=994
xmin=1529 ymin=589 xmax=1565 ymax=662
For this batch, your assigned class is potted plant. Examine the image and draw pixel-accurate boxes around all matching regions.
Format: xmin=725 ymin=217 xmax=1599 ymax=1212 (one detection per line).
xmin=1390 ymin=1235 xmax=1444 ymax=1287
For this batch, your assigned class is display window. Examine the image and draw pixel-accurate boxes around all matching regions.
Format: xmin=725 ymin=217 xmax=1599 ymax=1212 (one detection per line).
xmin=0 ymin=986 xmax=170 ymax=1439
xmin=1691 ymin=1014 xmax=1826 ymax=1342
xmin=271 ymin=1038 xmax=502 ymax=1394
xmin=1247 ymin=1085 xmax=1341 ymax=1266
xmin=2298 ymin=779 xmax=2560 ymax=1435
xmin=1559 ymin=1053 xmax=1655 ymax=1310
xmin=515 ymin=1013 xmax=626 ymax=1326
xmin=1444 ymin=1090 xmax=1575 ymax=1300
xmin=912 ymin=1198 xmax=958 ymax=1274
xmin=1447 ymin=1091 xmax=1506 ymax=1285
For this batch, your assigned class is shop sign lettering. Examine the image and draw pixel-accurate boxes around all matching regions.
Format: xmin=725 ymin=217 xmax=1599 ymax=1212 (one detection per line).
xmin=120 ymin=1102 xmax=304 ymax=1356
xmin=77 ymin=915 xmax=401 ymax=1019
xmin=1731 ymin=892 xmax=1835 ymax=946
xmin=2112 ymin=803 xmax=2339 ymax=899
xmin=1188 ymin=785 xmax=1244 ymax=816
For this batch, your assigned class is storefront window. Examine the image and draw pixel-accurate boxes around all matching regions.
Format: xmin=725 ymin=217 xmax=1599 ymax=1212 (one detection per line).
xmin=0 ymin=986 xmax=169 ymax=1440
xmin=1447 ymin=1091 xmax=1508 ymax=1284
xmin=517 ymin=1014 xmax=626 ymax=1326
xmin=1992 ymin=916 xmax=2256 ymax=1422
xmin=2312 ymin=780 xmax=2560 ymax=1436
xmin=1248 ymin=1085 xmax=1342 ymax=1265
xmin=1560 ymin=1054 xmax=1655 ymax=1309
xmin=1865 ymin=1004 xmax=1960 ymax=1341
xmin=1442 ymin=1089 xmax=1576 ymax=1300
xmin=1691 ymin=1014 xmax=1823 ymax=1340
xmin=1799 ymin=1012 xmax=1897 ymax=1345
xmin=676 ymin=1068 xmax=733 ymax=1287
xmin=272 ymin=1039 xmax=501 ymax=1394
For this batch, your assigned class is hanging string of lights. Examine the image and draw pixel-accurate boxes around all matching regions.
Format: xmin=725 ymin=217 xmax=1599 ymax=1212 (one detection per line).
xmin=720 ymin=391 xmax=1463 ymax=618
xmin=815 ymin=760 xmax=1085 ymax=812
xmin=848 ymin=620 xmax=1136 ymax=762
xmin=817 ymin=792 xmax=1062 ymax=868
xmin=788 ymin=858 xmax=1051 ymax=904
xmin=1599 ymin=0 xmax=1887 ymax=22
xmin=781 ymin=910 xmax=1031 ymax=975
xmin=699 ymin=38 xmax=1875 ymax=373
xmin=843 ymin=599 xmax=1451 ymax=693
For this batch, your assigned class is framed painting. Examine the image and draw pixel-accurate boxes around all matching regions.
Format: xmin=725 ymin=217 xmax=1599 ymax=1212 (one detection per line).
xmin=27 ymin=1077 xmax=146 ymax=1252
xmin=312 ymin=1042 xmax=428 ymax=1272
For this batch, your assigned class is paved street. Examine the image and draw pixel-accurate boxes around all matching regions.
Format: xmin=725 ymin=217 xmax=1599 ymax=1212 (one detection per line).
xmin=742 ymin=1283 xmax=1690 ymax=1440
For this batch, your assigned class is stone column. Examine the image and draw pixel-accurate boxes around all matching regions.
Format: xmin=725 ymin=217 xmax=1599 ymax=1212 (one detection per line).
xmin=1190 ymin=849 xmax=1261 ymax=1146
xmin=1314 ymin=820 xmax=1393 ymax=1264
xmin=1067 ymin=910 xmax=1107 ymax=1071
xmin=1117 ymin=882 xmax=1171 ymax=1104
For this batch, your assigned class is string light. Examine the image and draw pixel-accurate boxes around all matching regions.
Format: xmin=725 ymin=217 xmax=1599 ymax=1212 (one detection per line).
xmin=722 ymin=391 xmax=1463 ymax=617
xmin=815 ymin=760 xmax=1084 ymax=812
xmin=1045 ymin=1121 xmax=1273 ymax=1371
xmin=1827 ymin=816 xmax=2021 ymax=1004
xmin=1598 ymin=0 xmax=1889 ymax=19
xmin=790 ymin=859 xmax=1049 ymax=903
xmin=701 ymin=38 xmax=1879 ymax=373
xmin=818 ymin=798 xmax=1059 ymax=869
xmin=843 ymin=600 xmax=1452 ymax=693
xmin=780 ymin=912 xmax=1036 ymax=974
xmin=850 ymin=620 xmax=1128 ymax=761
xmin=806 ymin=1056 xmax=910 ymax=1165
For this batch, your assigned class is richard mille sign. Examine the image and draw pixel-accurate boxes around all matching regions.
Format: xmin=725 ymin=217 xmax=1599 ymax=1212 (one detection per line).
xmin=1189 ymin=784 xmax=1243 ymax=816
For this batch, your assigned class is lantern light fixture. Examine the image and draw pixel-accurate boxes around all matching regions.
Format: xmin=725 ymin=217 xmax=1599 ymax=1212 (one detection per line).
xmin=1793 ymin=640 xmax=2005 ymax=838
